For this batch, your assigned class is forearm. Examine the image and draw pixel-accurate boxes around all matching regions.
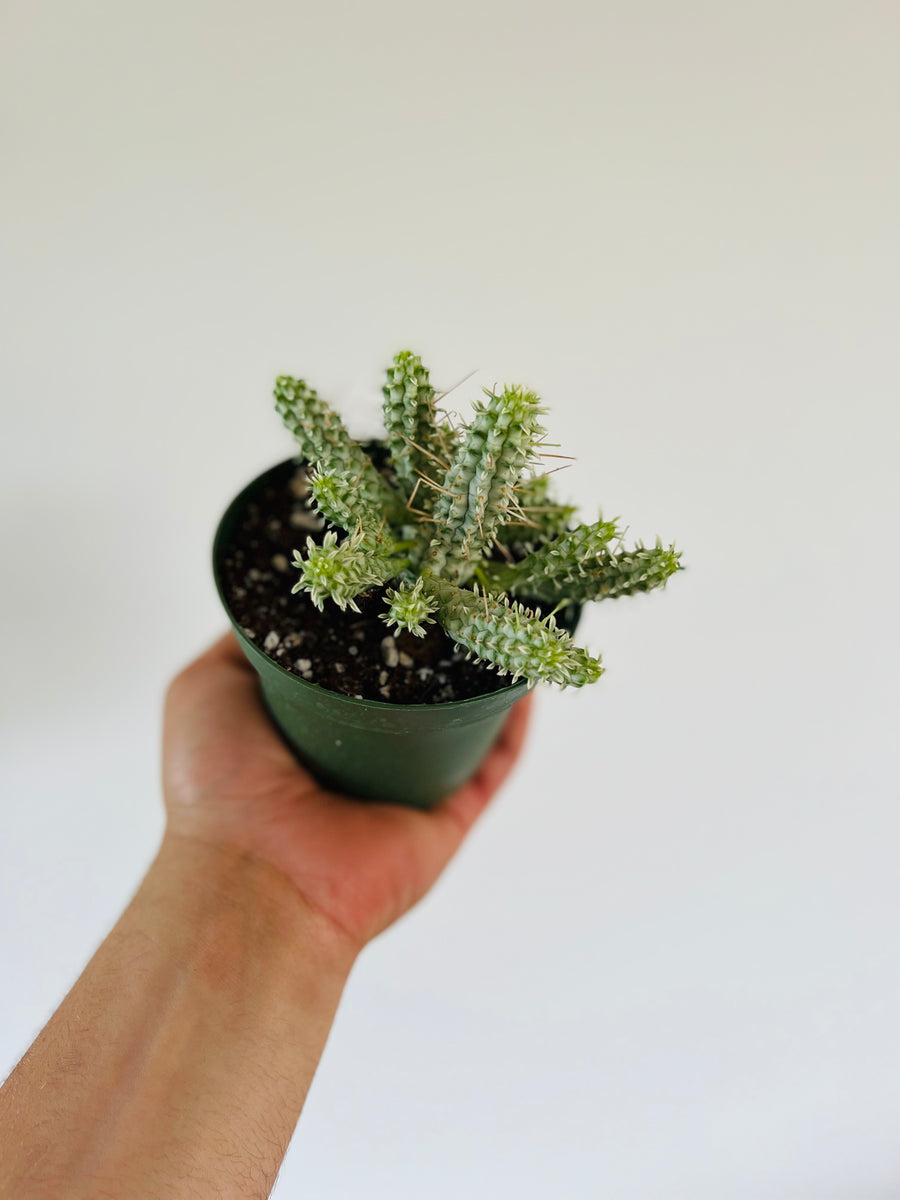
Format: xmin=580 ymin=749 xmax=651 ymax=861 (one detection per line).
xmin=0 ymin=834 xmax=356 ymax=1200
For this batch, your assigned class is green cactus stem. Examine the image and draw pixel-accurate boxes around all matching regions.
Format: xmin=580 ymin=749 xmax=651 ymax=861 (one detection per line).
xmin=425 ymin=385 xmax=546 ymax=581
xmin=424 ymin=577 xmax=603 ymax=688
xmin=275 ymin=375 xmax=403 ymax=521
xmin=499 ymin=540 xmax=682 ymax=606
xmin=382 ymin=351 xmax=455 ymax=505
xmin=382 ymin=577 xmax=439 ymax=637
xmin=291 ymin=530 xmax=399 ymax=613
xmin=308 ymin=464 xmax=386 ymax=539
xmin=481 ymin=515 xmax=621 ymax=598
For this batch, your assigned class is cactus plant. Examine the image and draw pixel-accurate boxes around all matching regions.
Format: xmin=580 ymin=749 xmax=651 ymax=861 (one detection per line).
xmin=273 ymin=351 xmax=681 ymax=689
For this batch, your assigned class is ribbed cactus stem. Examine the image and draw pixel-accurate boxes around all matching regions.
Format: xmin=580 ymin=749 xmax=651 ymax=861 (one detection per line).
xmin=291 ymin=531 xmax=397 ymax=612
xmin=309 ymin=465 xmax=384 ymax=538
xmin=510 ymin=540 xmax=682 ymax=606
xmin=424 ymin=578 xmax=603 ymax=688
xmin=275 ymin=376 xmax=402 ymax=519
xmin=426 ymin=385 xmax=546 ymax=581
xmin=382 ymin=351 xmax=452 ymax=503
xmin=484 ymin=516 xmax=620 ymax=597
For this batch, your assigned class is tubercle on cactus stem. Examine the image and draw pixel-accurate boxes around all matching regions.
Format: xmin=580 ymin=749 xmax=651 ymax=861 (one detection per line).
xmin=274 ymin=350 xmax=682 ymax=688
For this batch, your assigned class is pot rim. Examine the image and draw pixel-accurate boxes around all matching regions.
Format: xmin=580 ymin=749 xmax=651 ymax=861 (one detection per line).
xmin=212 ymin=456 xmax=533 ymax=714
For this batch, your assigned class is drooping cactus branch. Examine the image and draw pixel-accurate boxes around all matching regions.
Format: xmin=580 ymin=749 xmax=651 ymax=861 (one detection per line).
xmin=274 ymin=352 xmax=681 ymax=689
xmin=425 ymin=578 xmax=603 ymax=687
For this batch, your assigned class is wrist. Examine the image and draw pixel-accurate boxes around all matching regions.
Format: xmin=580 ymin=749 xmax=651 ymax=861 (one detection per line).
xmin=152 ymin=831 xmax=359 ymax=990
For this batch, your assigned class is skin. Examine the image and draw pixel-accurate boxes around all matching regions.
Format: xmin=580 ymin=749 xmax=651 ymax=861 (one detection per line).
xmin=0 ymin=632 xmax=532 ymax=1200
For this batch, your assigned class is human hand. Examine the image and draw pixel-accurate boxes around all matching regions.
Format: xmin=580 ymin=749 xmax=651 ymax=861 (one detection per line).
xmin=162 ymin=633 xmax=533 ymax=954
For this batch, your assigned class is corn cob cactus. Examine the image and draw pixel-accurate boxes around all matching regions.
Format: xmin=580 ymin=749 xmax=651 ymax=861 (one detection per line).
xmin=425 ymin=578 xmax=603 ymax=687
xmin=274 ymin=376 xmax=404 ymax=523
xmin=423 ymin=385 xmax=546 ymax=582
xmin=274 ymin=350 xmax=682 ymax=688
xmin=381 ymin=350 xmax=456 ymax=507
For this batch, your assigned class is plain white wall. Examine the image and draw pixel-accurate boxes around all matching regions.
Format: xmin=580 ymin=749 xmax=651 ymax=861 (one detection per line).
xmin=2 ymin=1 xmax=898 ymax=1195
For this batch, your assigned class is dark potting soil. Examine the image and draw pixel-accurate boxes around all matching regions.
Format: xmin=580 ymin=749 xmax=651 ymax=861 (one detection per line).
xmin=218 ymin=458 xmax=520 ymax=705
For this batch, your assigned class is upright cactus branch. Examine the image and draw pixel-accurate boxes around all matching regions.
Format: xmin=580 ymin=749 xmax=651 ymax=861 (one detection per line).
xmin=272 ymin=351 xmax=681 ymax=690
xmin=275 ymin=375 xmax=403 ymax=521
xmin=382 ymin=351 xmax=454 ymax=505
xmin=309 ymin=465 xmax=385 ymax=539
xmin=425 ymin=385 xmax=546 ymax=582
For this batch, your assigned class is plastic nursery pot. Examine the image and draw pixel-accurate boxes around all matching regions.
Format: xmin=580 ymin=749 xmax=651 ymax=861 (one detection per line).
xmin=213 ymin=458 xmax=576 ymax=810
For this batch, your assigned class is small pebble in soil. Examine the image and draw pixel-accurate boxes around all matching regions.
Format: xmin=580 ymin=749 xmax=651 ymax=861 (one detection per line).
xmin=348 ymin=644 xmax=358 ymax=656
xmin=417 ymin=667 xmax=434 ymax=681
xmin=241 ymin=627 xmax=256 ymax=640
xmin=290 ymin=508 xmax=325 ymax=531
xmin=289 ymin=470 xmax=312 ymax=500
xmin=379 ymin=686 xmax=391 ymax=699
xmin=334 ymin=663 xmax=345 ymax=674
xmin=264 ymin=631 xmax=280 ymax=651
xmin=295 ymin=658 xmax=312 ymax=673
xmin=398 ymin=651 xmax=414 ymax=669
xmin=381 ymin=637 xmax=399 ymax=668
xmin=271 ymin=554 xmax=289 ymax=572
xmin=379 ymin=669 xmax=389 ymax=686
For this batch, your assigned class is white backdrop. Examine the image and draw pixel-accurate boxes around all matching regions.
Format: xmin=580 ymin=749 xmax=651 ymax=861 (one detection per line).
xmin=2 ymin=2 xmax=898 ymax=1196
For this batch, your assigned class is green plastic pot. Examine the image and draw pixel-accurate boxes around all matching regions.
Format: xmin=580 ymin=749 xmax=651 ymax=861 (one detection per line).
xmin=213 ymin=458 xmax=576 ymax=810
